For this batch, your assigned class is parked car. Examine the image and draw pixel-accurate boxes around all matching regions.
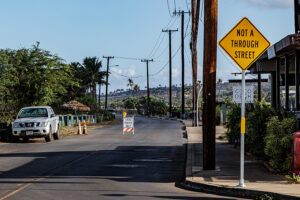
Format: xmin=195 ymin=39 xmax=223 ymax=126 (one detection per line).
xmin=12 ymin=106 xmax=60 ymax=142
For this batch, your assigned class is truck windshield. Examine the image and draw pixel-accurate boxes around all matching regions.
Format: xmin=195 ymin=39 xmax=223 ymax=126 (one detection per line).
xmin=18 ymin=108 xmax=48 ymax=118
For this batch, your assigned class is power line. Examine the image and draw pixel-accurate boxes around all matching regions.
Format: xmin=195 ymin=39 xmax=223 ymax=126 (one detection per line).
xmin=185 ymin=47 xmax=191 ymax=64
xmin=185 ymin=14 xmax=191 ymax=37
xmin=147 ymin=17 xmax=175 ymax=58
xmin=174 ymin=0 xmax=177 ymax=11
xmin=150 ymin=44 xmax=181 ymax=76
xmin=114 ymin=56 xmax=142 ymax=61
xmin=148 ymin=17 xmax=178 ymax=59
xmin=166 ymin=0 xmax=172 ymax=17
xmin=110 ymin=67 xmax=144 ymax=79
xmin=186 ymin=0 xmax=190 ymax=10
xmin=152 ymin=26 xmax=178 ymax=59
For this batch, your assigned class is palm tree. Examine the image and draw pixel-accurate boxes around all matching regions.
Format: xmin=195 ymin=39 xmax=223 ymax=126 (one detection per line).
xmin=133 ymin=84 xmax=140 ymax=97
xmin=127 ymin=78 xmax=134 ymax=96
xmin=82 ymin=57 xmax=103 ymax=101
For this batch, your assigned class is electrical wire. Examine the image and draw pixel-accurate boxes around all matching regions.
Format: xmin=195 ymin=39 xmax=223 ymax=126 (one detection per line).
xmin=166 ymin=0 xmax=172 ymax=17
xmin=185 ymin=48 xmax=192 ymax=64
xmin=114 ymin=56 xmax=142 ymax=61
xmin=185 ymin=0 xmax=189 ymax=10
xmin=147 ymin=17 xmax=175 ymax=58
xmin=150 ymin=45 xmax=182 ymax=76
xmin=174 ymin=0 xmax=177 ymax=11
xmin=110 ymin=67 xmax=144 ymax=79
xmin=184 ymin=15 xmax=191 ymax=38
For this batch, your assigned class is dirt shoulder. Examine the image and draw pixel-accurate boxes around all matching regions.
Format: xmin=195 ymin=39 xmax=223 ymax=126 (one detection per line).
xmin=60 ymin=118 xmax=122 ymax=137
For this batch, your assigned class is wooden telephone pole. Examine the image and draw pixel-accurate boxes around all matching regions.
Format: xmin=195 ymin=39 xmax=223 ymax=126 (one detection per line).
xmin=103 ymin=56 xmax=114 ymax=110
xmin=202 ymin=0 xmax=218 ymax=170
xmin=191 ymin=0 xmax=200 ymax=125
xmin=162 ymin=29 xmax=178 ymax=116
xmin=141 ymin=59 xmax=153 ymax=116
xmin=174 ymin=10 xmax=191 ymax=118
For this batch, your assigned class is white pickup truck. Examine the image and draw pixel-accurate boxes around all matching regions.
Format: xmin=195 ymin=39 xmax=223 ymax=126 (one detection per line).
xmin=12 ymin=106 xmax=60 ymax=142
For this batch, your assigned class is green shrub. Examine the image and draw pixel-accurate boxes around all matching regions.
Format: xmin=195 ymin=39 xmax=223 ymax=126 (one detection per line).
xmin=246 ymin=103 xmax=275 ymax=158
xmin=76 ymin=94 xmax=98 ymax=111
xmin=216 ymin=105 xmax=221 ymax=125
xmin=150 ymin=97 xmax=168 ymax=116
xmin=265 ymin=116 xmax=295 ymax=171
xmin=226 ymin=103 xmax=241 ymax=145
xmin=98 ymin=110 xmax=114 ymax=121
xmin=123 ymin=98 xmax=139 ymax=109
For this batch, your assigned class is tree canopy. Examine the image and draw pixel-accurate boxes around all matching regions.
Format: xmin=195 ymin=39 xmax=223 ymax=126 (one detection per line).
xmin=0 ymin=43 xmax=78 ymax=111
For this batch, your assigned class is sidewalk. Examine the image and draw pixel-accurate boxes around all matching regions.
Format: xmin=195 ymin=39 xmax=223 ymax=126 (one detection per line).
xmin=182 ymin=120 xmax=300 ymax=200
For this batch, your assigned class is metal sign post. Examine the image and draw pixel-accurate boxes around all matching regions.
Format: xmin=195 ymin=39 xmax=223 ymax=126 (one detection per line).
xmin=218 ymin=17 xmax=270 ymax=188
xmin=239 ymin=70 xmax=246 ymax=187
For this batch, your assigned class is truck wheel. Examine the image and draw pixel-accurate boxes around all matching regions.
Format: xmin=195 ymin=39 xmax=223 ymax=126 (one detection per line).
xmin=45 ymin=127 xmax=53 ymax=142
xmin=53 ymin=126 xmax=60 ymax=140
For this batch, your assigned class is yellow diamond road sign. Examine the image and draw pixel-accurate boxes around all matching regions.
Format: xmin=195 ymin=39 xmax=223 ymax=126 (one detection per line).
xmin=218 ymin=17 xmax=270 ymax=71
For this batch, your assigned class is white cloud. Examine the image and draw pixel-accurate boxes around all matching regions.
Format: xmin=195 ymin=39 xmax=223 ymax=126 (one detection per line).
xmin=172 ymin=68 xmax=180 ymax=78
xmin=125 ymin=65 xmax=136 ymax=77
xmin=246 ymin=0 xmax=293 ymax=8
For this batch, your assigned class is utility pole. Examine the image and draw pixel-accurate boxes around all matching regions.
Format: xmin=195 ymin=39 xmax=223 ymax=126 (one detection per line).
xmin=103 ymin=56 xmax=114 ymax=110
xmin=141 ymin=59 xmax=153 ymax=117
xmin=191 ymin=0 xmax=200 ymax=126
xmin=202 ymin=0 xmax=218 ymax=170
xmin=173 ymin=10 xmax=191 ymax=119
xmin=162 ymin=29 xmax=178 ymax=117
xmin=295 ymin=0 xmax=300 ymax=33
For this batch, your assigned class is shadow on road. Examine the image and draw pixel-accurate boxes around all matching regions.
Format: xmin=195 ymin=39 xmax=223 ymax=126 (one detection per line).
xmin=0 ymin=145 xmax=186 ymax=184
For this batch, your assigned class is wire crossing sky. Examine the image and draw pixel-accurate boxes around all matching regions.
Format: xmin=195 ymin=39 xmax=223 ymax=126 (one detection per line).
xmin=0 ymin=0 xmax=294 ymax=92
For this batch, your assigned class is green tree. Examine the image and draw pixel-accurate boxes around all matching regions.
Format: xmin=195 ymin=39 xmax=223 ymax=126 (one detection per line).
xmin=133 ymin=84 xmax=140 ymax=96
xmin=0 ymin=43 xmax=78 ymax=111
xmin=127 ymin=78 xmax=134 ymax=97
xmin=82 ymin=57 xmax=104 ymax=98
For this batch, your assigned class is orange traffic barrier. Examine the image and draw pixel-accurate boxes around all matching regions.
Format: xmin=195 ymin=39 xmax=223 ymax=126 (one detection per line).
xmin=74 ymin=121 xmax=91 ymax=126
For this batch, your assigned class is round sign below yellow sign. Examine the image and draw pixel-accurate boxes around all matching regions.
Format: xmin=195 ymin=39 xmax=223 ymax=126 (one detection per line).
xmin=123 ymin=112 xmax=127 ymax=117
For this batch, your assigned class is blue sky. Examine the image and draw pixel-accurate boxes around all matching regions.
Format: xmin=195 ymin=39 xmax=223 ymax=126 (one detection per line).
xmin=0 ymin=0 xmax=294 ymax=92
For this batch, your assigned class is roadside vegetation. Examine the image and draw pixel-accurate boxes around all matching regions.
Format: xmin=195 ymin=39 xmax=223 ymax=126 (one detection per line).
xmin=0 ymin=43 xmax=118 ymax=143
xmin=0 ymin=43 xmax=108 ymax=120
xmin=226 ymin=101 xmax=295 ymax=172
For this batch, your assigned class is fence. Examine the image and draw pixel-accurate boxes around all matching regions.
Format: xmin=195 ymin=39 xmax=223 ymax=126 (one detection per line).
xmin=59 ymin=115 xmax=97 ymax=127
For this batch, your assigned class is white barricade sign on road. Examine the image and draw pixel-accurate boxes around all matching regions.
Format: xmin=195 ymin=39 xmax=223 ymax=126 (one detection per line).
xmin=123 ymin=116 xmax=134 ymax=135
xmin=233 ymin=86 xmax=254 ymax=103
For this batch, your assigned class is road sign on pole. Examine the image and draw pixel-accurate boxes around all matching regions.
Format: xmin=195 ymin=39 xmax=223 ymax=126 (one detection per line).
xmin=123 ymin=116 xmax=134 ymax=135
xmin=218 ymin=17 xmax=270 ymax=71
xmin=218 ymin=17 xmax=270 ymax=188
xmin=233 ymin=86 xmax=254 ymax=103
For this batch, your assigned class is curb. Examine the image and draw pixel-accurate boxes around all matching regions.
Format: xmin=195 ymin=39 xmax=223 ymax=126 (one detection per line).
xmin=182 ymin=180 xmax=300 ymax=200
xmin=180 ymin=120 xmax=300 ymax=200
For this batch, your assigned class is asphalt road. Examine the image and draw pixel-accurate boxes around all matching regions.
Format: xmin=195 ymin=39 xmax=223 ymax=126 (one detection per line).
xmin=0 ymin=116 xmax=246 ymax=200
